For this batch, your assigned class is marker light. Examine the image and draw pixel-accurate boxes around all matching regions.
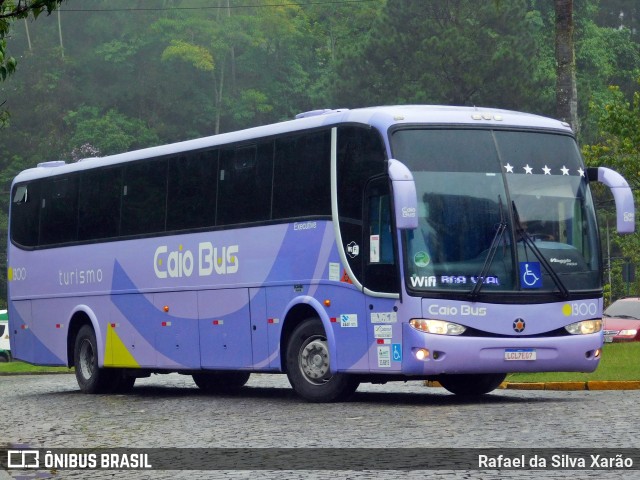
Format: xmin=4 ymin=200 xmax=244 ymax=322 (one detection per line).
xmin=565 ymin=319 xmax=602 ymax=335
xmin=409 ymin=319 xmax=466 ymax=335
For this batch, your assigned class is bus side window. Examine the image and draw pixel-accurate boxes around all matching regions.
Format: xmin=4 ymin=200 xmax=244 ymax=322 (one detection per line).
xmin=121 ymin=159 xmax=168 ymax=236
xmin=78 ymin=167 xmax=122 ymax=241
xmin=11 ymin=183 xmax=41 ymax=247
xmin=217 ymin=142 xmax=273 ymax=225
xmin=167 ymin=151 xmax=217 ymax=231
xmin=39 ymin=176 xmax=79 ymax=245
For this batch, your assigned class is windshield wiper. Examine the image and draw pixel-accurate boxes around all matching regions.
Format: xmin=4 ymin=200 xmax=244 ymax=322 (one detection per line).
xmin=512 ymin=202 xmax=569 ymax=298
xmin=469 ymin=196 xmax=507 ymax=300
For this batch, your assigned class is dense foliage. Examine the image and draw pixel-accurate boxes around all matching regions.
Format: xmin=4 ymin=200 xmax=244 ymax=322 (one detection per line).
xmin=0 ymin=0 xmax=638 ymax=304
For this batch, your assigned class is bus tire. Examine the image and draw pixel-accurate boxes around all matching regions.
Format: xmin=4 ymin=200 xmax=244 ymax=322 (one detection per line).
xmin=73 ymin=325 xmax=115 ymax=394
xmin=437 ymin=373 xmax=507 ymax=396
xmin=285 ymin=318 xmax=359 ymax=403
xmin=192 ymin=371 xmax=251 ymax=392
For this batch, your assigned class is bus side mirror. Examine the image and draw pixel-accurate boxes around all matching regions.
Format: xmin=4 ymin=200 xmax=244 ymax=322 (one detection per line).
xmin=588 ymin=166 xmax=635 ymax=234
xmin=388 ymin=159 xmax=418 ymax=230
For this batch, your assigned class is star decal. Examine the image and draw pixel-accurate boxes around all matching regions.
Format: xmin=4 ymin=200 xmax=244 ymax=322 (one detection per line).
xmin=523 ymin=164 xmax=533 ymax=174
xmin=504 ymin=163 xmax=514 ymax=173
xmin=561 ymin=166 xmax=570 ymax=175
xmin=578 ymin=168 xmax=584 ymax=177
xmin=542 ymin=165 xmax=551 ymax=175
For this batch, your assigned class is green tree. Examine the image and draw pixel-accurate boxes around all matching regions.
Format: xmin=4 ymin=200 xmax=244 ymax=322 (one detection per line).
xmin=555 ymin=0 xmax=579 ymax=133
xmin=583 ymin=81 xmax=640 ymax=301
xmin=0 ymin=0 xmax=64 ymax=124
xmin=333 ymin=0 xmax=540 ymax=109
xmin=64 ymin=106 xmax=160 ymax=156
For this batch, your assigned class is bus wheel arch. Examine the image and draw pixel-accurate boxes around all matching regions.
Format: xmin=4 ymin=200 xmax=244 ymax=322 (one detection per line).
xmin=284 ymin=316 xmax=359 ymax=402
xmin=280 ymin=302 xmax=328 ymax=372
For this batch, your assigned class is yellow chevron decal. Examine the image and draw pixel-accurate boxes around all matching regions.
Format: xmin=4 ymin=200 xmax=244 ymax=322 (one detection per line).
xmin=104 ymin=323 xmax=139 ymax=368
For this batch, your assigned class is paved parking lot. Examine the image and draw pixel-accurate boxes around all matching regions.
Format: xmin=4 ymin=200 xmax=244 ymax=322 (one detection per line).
xmin=1 ymin=372 xmax=639 ymax=479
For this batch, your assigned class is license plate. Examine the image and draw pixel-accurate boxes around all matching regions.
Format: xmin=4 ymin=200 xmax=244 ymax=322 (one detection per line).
xmin=604 ymin=336 xmax=613 ymax=343
xmin=504 ymin=348 xmax=536 ymax=361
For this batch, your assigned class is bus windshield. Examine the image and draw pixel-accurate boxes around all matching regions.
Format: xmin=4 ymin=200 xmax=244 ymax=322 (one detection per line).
xmin=392 ymin=128 xmax=600 ymax=295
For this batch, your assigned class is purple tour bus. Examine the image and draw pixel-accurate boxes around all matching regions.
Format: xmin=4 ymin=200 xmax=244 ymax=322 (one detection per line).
xmin=7 ymin=106 xmax=635 ymax=401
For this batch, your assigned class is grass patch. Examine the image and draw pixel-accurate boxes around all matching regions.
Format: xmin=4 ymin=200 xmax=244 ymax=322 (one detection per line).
xmin=507 ymin=342 xmax=640 ymax=383
xmin=0 ymin=360 xmax=72 ymax=374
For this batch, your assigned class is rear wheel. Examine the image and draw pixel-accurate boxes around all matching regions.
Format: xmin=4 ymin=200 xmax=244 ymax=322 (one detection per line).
xmin=192 ymin=371 xmax=250 ymax=392
xmin=437 ymin=373 xmax=506 ymax=396
xmin=74 ymin=325 xmax=116 ymax=394
xmin=285 ymin=318 xmax=359 ymax=402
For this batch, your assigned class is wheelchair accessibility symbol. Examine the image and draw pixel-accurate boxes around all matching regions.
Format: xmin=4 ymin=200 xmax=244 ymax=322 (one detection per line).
xmin=392 ymin=344 xmax=402 ymax=362
xmin=519 ymin=262 xmax=542 ymax=289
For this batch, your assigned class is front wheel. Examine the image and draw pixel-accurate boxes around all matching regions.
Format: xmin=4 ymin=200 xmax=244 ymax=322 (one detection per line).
xmin=74 ymin=325 xmax=116 ymax=394
xmin=285 ymin=318 xmax=359 ymax=402
xmin=437 ymin=373 xmax=506 ymax=396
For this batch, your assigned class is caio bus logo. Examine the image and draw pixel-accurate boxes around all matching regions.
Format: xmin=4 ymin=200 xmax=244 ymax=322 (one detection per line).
xmin=154 ymin=242 xmax=238 ymax=279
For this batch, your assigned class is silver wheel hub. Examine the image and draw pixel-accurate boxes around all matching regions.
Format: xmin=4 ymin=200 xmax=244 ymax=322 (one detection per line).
xmin=299 ymin=337 xmax=330 ymax=385
xmin=79 ymin=339 xmax=95 ymax=380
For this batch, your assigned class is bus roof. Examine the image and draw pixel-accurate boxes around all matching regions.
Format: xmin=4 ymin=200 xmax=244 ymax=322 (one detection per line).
xmin=12 ymin=105 xmax=572 ymax=184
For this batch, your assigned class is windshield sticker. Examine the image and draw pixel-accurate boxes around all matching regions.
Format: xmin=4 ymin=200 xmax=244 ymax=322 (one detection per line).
xmin=346 ymin=241 xmax=360 ymax=258
xmin=503 ymin=163 xmax=584 ymax=177
xmin=550 ymin=258 xmax=578 ymax=267
xmin=410 ymin=275 xmax=501 ymax=288
xmin=370 ymin=235 xmax=380 ymax=263
xmin=520 ymin=262 xmax=542 ymax=288
xmin=414 ymin=251 xmax=431 ymax=267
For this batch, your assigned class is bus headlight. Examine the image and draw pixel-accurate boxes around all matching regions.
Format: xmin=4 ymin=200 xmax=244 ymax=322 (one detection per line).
xmin=409 ymin=319 xmax=466 ymax=335
xmin=565 ymin=319 xmax=602 ymax=335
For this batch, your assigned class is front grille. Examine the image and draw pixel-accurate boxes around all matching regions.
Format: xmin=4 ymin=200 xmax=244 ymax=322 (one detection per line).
xmin=460 ymin=326 xmax=569 ymax=338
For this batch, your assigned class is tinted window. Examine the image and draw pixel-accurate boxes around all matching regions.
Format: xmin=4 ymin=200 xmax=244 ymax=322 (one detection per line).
xmin=167 ymin=151 xmax=218 ymax=231
xmin=273 ymin=131 xmax=331 ymax=219
xmin=121 ymin=160 xmax=168 ymax=235
xmin=11 ymin=182 xmax=41 ymax=247
xmin=337 ymin=126 xmax=387 ymax=220
xmin=78 ymin=167 xmax=122 ymax=240
xmin=392 ymin=129 xmax=500 ymax=173
xmin=39 ymin=176 xmax=79 ymax=245
xmin=217 ymin=142 xmax=273 ymax=225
